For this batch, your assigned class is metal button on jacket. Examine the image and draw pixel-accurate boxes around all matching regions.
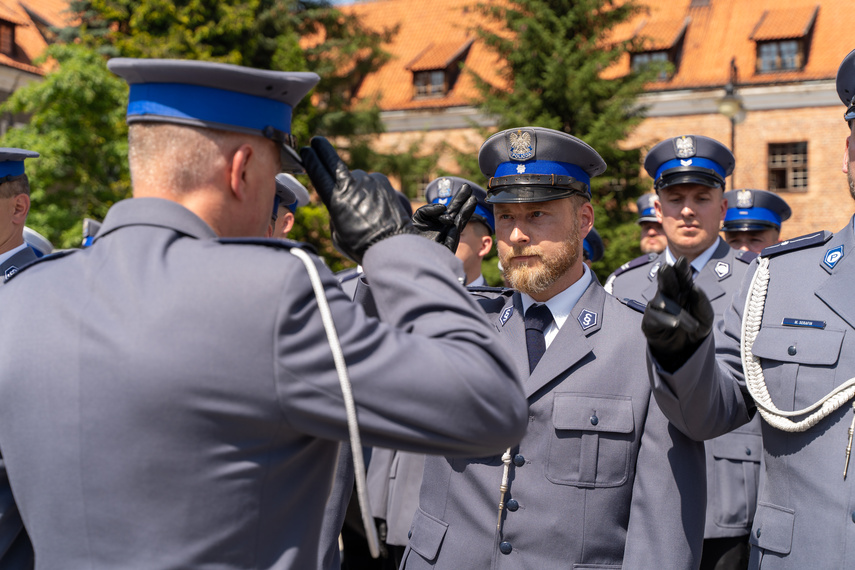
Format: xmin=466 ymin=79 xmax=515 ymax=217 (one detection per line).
xmin=506 ymin=499 xmax=519 ymax=512
xmin=590 ymin=415 xmax=599 ymax=426
xmin=788 ymin=345 xmax=797 ymax=356
xmin=746 ymin=447 xmax=752 ymax=456
xmin=513 ymin=454 xmax=525 ymax=467
xmin=499 ymin=541 xmax=512 ymax=554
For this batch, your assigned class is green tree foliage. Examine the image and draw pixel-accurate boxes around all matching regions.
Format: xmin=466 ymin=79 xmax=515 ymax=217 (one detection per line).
xmin=467 ymin=0 xmax=662 ymax=281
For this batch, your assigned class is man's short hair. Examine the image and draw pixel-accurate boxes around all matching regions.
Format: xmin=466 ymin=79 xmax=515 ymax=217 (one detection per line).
xmin=0 ymin=175 xmax=30 ymax=199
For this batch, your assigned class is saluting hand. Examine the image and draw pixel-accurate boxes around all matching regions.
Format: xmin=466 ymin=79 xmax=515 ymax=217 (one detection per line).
xmin=412 ymin=184 xmax=477 ymax=254
xmin=641 ymin=256 xmax=714 ymax=373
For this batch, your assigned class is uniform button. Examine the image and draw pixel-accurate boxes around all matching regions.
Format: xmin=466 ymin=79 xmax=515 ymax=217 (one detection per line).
xmin=756 ymin=528 xmax=761 ymax=538
xmin=507 ymin=499 xmax=519 ymax=512
xmin=499 ymin=541 xmax=512 ymax=554
xmin=513 ymin=454 xmax=525 ymax=467
xmin=408 ymin=530 xmax=412 ymax=539
xmin=746 ymin=447 xmax=752 ymax=456
xmin=590 ymin=415 xmax=599 ymax=426
xmin=788 ymin=345 xmax=797 ymax=356
xmin=851 ymin=511 xmax=855 ymax=524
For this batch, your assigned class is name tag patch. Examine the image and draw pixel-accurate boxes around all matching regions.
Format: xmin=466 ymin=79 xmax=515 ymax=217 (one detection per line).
xmin=782 ymin=318 xmax=826 ymax=330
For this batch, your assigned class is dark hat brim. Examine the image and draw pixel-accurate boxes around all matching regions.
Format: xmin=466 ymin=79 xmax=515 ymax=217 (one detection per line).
xmin=655 ymin=168 xmax=725 ymax=191
xmin=637 ymin=216 xmax=660 ymax=224
xmin=486 ymin=185 xmax=586 ymax=204
xmin=722 ymin=221 xmax=780 ymax=232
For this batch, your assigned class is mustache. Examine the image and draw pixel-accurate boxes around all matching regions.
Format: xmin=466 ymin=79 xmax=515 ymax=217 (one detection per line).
xmin=506 ymin=247 xmax=543 ymax=259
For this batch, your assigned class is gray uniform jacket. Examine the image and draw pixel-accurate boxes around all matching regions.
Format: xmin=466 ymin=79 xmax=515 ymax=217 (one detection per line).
xmin=403 ymin=278 xmax=706 ymax=570
xmin=649 ymin=217 xmax=855 ymax=569
xmin=0 ymin=198 xmax=528 ymax=570
xmin=606 ymin=239 xmax=762 ymax=539
xmin=1 ymin=246 xmax=36 ymax=284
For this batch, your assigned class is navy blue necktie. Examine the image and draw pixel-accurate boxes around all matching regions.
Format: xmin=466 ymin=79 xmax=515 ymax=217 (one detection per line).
xmin=525 ymin=304 xmax=553 ymax=373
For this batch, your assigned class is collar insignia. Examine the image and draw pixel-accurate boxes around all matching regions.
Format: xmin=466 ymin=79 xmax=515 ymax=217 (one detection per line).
xmin=4 ymin=266 xmax=18 ymax=281
xmin=824 ymin=245 xmax=844 ymax=270
xmin=508 ymin=129 xmax=535 ymax=161
xmin=674 ymin=135 xmax=696 ymax=158
xmin=499 ymin=306 xmax=514 ymax=326
xmin=648 ymin=261 xmax=661 ymax=280
xmin=578 ymin=309 xmax=597 ymax=330
xmin=714 ymin=261 xmax=731 ymax=279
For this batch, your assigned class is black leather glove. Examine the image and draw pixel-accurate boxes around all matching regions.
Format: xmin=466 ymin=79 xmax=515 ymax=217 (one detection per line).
xmin=300 ymin=137 xmax=416 ymax=263
xmin=411 ymin=184 xmax=477 ymax=254
xmin=641 ymin=256 xmax=714 ymax=373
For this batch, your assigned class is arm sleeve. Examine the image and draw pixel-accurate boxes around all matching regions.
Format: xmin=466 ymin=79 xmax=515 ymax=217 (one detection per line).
xmin=273 ymin=234 xmax=529 ymax=457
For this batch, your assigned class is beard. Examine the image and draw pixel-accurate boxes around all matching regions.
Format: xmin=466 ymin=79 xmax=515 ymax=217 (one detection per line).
xmin=849 ymin=167 xmax=855 ymax=202
xmin=500 ymin=220 xmax=581 ymax=296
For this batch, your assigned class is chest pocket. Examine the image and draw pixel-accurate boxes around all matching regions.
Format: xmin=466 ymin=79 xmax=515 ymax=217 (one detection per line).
xmin=546 ymin=394 xmax=634 ymax=488
xmin=751 ymin=326 xmax=845 ymax=412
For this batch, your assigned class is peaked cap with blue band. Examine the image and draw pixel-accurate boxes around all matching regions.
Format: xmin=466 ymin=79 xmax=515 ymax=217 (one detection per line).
xmin=424 ymin=176 xmax=494 ymax=233
xmin=722 ymin=189 xmax=791 ymax=232
xmin=478 ymin=127 xmax=606 ymax=203
xmin=23 ymin=226 xmax=53 ymax=257
xmin=583 ymin=227 xmax=604 ymax=263
xmin=275 ymin=173 xmax=311 ymax=214
xmin=107 ymin=58 xmax=320 ymax=173
xmin=636 ymin=193 xmax=659 ymax=224
xmin=644 ymin=135 xmax=733 ymax=191
xmin=836 ymin=48 xmax=855 ymax=121
xmin=0 ymin=148 xmax=38 ymax=181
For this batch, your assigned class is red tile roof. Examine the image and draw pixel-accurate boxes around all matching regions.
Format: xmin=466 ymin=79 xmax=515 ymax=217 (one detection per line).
xmin=635 ymin=16 xmax=690 ymax=51
xmin=750 ymin=5 xmax=819 ymax=41
xmin=0 ymin=0 xmax=75 ymax=75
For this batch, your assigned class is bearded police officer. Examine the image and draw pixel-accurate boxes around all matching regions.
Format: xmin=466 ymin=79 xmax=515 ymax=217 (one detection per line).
xmin=722 ymin=189 xmax=791 ymax=254
xmin=402 ymin=127 xmax=705 ymax=569
xmin=637 ymin=192 xmax=667 ymax=254
xmin=640 ymin=49 xmax=855 ymax=569
xmin=606 ymin=135 xmax=759 ymax=569
xmin=0 ymin=58 xmax=529 ymax=569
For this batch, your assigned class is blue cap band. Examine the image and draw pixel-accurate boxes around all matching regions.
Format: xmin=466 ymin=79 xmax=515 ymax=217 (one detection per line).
xmin=655 ymin=157 xmax=726 ymax=182
xmin=286 ymin=201 xmax=299 ymax=214
xmin=583 ymin=239 xmax=593 ymax=258
xmin=128 ymin=83 xmax=292 ymax=134
xmin=0 ymin=161 xmax=25 ymax=178
xmin=724 ymin=206 xmax=782 ymax=228
xmin=474 ymin=203 xmax=495 ymax=232
xmin=494 ymin=160 xmax=591 ymax=189
xmin=640 ymin=207 xmax=656 ymax=218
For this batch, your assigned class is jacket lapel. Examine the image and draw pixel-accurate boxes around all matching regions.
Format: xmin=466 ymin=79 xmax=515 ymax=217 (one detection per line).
xmin=640 ymin=253 xmax=663 ymax=303
xmin=493 ymin=293 xmax=531 ymax=380
xmin=816 ymin=221 xmax=855 ymax=329
xmin=693 ymin=239 xmax=730 ymax=303
xmin=524 ymin=280 xmax=604 ymax=398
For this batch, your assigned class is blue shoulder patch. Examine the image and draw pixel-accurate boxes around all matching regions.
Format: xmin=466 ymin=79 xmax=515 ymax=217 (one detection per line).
xmin=216 ymin=237 xmax=318 ymax=255
xmin=760 ymin=231 xmax=833 ymax=258
xmin=618 ymin=297 xmax=647 ymax=314
xmin=610 ymin=252 xmax=658 ymax=278
xmin=3 ymin=249 xmax=77 ymax=284
xmin=734 ymin=249 xmax=758 ymax=264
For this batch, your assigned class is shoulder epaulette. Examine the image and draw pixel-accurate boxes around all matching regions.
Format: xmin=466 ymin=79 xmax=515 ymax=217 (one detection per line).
xmin=216 ymin=237 xmax=318 ymax=255
xmin=618 ymin=297 xmax=647 ymax=314
xmin=734 ymin=249 xmax=758 ymax=264
xmin=467 ymin=285 xmax=511 ymax=293
xmin=610 ymin=252 xmax=658 ymax=279
xmin=760 ymin=231 xmax=833 ymax=258
xmin=4 ymin=249 xmax=78 ymax=284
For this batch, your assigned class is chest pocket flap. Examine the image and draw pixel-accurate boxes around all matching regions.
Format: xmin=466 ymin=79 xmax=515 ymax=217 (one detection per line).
xmin=408 ymin=508 xmax=448 ymax=562
xmin=749 ymin=502 xmax=794 ymax=555
xmin=552 ymin=394 xmax=634 ymax=433
xmin=751 ymin=326 xmax=844 ymax=366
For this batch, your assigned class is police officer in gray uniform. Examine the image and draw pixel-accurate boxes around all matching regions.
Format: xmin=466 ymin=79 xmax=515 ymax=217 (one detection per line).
xmin=583 ymin=226 xmax=604 ymax=266
xmin=637 ymin=192 xmax=667 ymax=254
xmin=0 ymin=58 xmax=529 ymax=569
xmin=0 ymin=149 xmax=40 ymax=285
xmin=640 ymin=47 xmax=855 ymax=570
xmin=402 ymin=127 xmax=705 ymax=570
xmin=606 ymin=136 xmax=759 ymax=569
xmin=722 ymin=189 xmax=791 ymax=254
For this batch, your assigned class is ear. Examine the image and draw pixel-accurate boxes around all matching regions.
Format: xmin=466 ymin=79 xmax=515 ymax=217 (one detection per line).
xmin=477 ymin=234 xmax=493 ymax=259
xmin=11 ymin=193 xmax=29 ymax=225
xmin=282 ymin=211 xmax=296 ymax=235
xmin=844 ymin=136 xmax=851 ymax=174
xmin=579 ymin=200 xmax=594 ymax=235
xmin=228 ymin=144 xmax=254 ymax=201
xmin=654 ymin=193 xmax=663 ymax=223
xmin=720 ymin=191 xmax=727 ymax=221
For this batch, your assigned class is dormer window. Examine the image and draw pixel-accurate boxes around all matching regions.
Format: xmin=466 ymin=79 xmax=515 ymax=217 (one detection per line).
xmin=0 ymin=22 xmax=14 ymax=56
xmin=631 ymin=51 xmax=670 ymax=80
xmin=628 ymin=17 xmax=689 ymax=82
xmin=408 ymin=38 xmax=474 ymax=100
xmin=751 ymin=6 xmax=818 ymax=74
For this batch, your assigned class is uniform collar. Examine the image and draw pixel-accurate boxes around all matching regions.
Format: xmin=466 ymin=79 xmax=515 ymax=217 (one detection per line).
xmin=665 ymin=237 xmax=723 ymax=276
xmin=0 ymin=242 xmax=29 ymax=267
xmin=96 ymin=198 xmax=219 ymax=242
xmin=467 ymin=274 xmax=486 ymax=287
xmin=520 ymin=264 xmax=592 ymax=345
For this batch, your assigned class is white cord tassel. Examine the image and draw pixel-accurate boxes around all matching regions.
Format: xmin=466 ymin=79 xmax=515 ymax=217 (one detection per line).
xmin=741 ymin=257 xmax=855 ymax=432
xmin=496 ymin=447 xmax=512 ymax=532
xmin=292 ymin=248 xmax=381 ymax=558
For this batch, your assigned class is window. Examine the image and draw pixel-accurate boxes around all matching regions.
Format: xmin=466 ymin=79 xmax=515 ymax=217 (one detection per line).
xmin=0 ymin=23 xmax=13 ymax=56
xmin=768 ymin=142 xmax=808 ymax=192
xmin=757 ymin=40 xmax=804 ymax=73
xmin=631 ymin=51 xmax=671 ymax=80
xmin=414 ymin=70 xmax=446 ymax=99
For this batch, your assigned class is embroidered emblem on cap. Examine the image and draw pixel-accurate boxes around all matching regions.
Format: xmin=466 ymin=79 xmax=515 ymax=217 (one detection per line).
xmin=648 ymin=261 xmax=661 ymax=280
xmin=714 ymin=261 xmax=731 ymax=279
xmin=736 ymin=189 xmax=753 ymax=208
xmin=824 ymin=245 xmax=844 ymax=270
xmin=516 ymin=164 xmax=526 ymax=174
xmin=674 ymin=136 xmax=696 ymax=159
xmin=4 ymin=266 xmax=18 ymax=280
xmin=437 ymin=178 xmax=453 ymax=198
xmin=499 ymin=306 xmax=514 ymax=326
xmin=508 ymin=129 xmax=534 ymax=161
xmin=578 ymin=309 xmax=598 ymax=330
xmin=680 ymin=159 xmax=692 ymax=166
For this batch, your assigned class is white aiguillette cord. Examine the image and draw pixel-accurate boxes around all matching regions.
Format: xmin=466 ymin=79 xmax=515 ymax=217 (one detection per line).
xmin=291 ymin=248 xmax=381 ymax=558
